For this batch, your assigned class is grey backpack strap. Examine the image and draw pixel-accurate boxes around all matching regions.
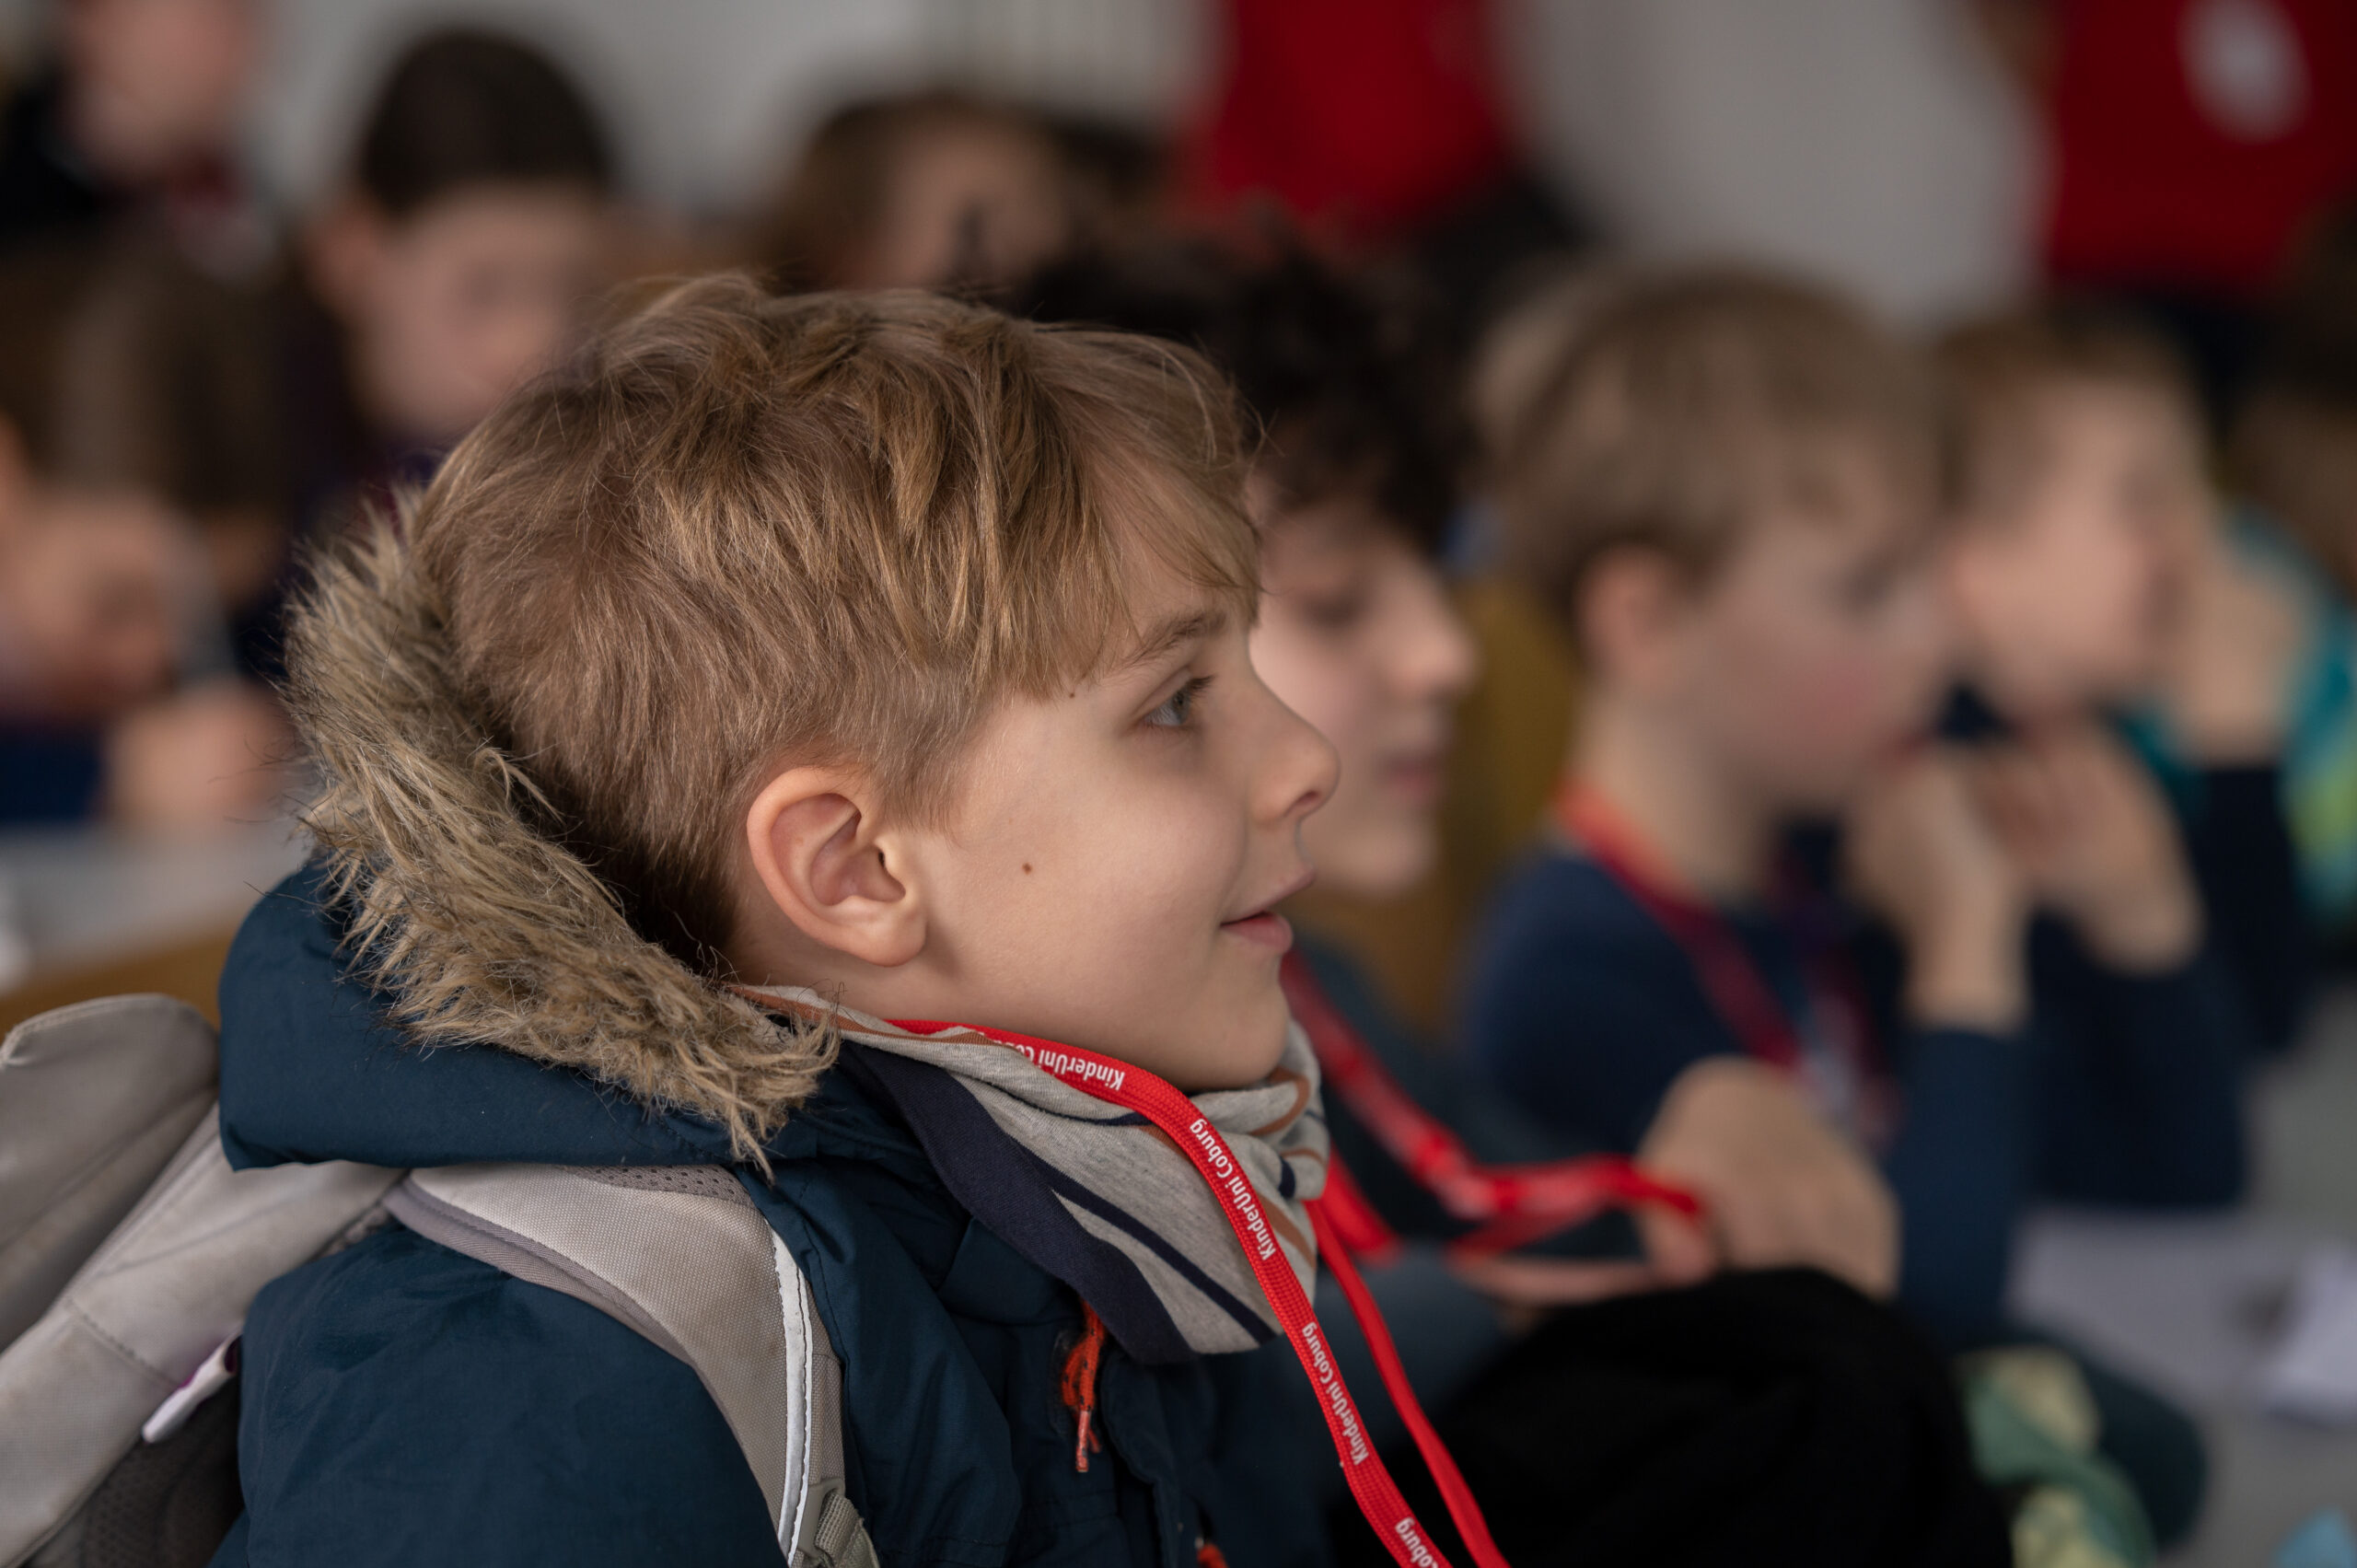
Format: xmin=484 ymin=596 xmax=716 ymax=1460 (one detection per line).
xmin=0 ymin=996 xmax=221 ymax=1348
xmin=387 ymin=1165 xmax=874 ymax=1568
xmin=0 ymin=1109 xmax=401 ymax=1568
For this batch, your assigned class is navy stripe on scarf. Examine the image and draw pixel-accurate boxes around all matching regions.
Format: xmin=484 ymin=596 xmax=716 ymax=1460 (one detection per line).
xmin=840 ymin=1042 xmax=1233 ymax=1365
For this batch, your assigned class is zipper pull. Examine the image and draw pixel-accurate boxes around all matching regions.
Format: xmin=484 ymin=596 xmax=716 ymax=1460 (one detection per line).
xmin=1058 ymin=1301 xmax=1109 ymax=1472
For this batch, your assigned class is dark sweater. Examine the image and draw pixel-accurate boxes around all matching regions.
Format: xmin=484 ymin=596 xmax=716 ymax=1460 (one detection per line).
xmin=2170 ymin=761 xmax=2315 ymax=1053
xmin=1462 ymin=843 xmax=2251 ymax=1343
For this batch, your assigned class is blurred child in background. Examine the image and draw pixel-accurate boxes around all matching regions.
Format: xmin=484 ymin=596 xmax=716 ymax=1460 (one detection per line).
xmin=0 ymin=416 xmax=288 ymax=827
xmin=0 ymin=0 xmax=266 ymax=271
xmin=1462 ymin=268 xmax=2207 ymax=1545
xmin=0 ymin=0 xmax=283 ymax=674
xmin=1022 ymin=245 xmax=1898 ymax=1303
xmin=1937 ymin=307 xmax=2314 ymax=1056
xmin=284 ymin=28 xmax=615 ymax=553
xmin=761 ymin=90 xmax=1079 ymax=296
xmin=1022 ymin=246 xmax=2015 ymax=1566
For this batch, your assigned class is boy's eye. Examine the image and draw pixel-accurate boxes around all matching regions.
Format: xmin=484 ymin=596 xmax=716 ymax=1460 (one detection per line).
xmin=1840 ymin=564 xmax=1896 ymax=610
xmin=1296 ymin=586 xmax=1374 ymax=632
xmin=1144 ymin=675 xmax=1213 ymax=730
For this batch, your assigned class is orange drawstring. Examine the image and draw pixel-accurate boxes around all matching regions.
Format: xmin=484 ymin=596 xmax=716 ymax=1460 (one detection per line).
xmin=1058 ymin=1302 xmax=1109 ymax=1472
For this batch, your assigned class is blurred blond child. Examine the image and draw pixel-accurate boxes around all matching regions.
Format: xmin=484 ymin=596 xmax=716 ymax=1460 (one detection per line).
xmin=1462 ymin=269 xmax=2215 ymax=1540
xmin=1940 ymin=306 xmax=2314 ymax=1052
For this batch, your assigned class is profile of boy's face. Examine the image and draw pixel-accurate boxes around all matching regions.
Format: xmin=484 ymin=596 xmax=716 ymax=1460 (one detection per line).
xmin=1948 ymin=380 xmax=2203 ymax=708
xmin=737 ymin=556 xmax=1339 ymax=1092
xmin=1247 ymin=490 xmax=1478 ymax=903
xmin=1596 ymin=437 xmax=1954 ymax=818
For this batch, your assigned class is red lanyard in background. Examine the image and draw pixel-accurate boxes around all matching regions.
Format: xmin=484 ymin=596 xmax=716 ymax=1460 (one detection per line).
xmin=1551 ymin=781 xmax=1885 ymax=1118
xmin=890 ymin=1015 xmax=1509 ymax=1568
xmin=1279 ymin=955 xmax=1701 ymax=1261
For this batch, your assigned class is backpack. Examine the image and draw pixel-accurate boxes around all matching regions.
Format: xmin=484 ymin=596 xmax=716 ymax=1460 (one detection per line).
xmin=0 ymin=995 xmax=877 ymax=1568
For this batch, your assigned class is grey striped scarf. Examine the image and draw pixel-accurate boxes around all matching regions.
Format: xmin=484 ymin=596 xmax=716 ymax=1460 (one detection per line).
xmin=747 ymin=986 xmax=1328 ymax=1364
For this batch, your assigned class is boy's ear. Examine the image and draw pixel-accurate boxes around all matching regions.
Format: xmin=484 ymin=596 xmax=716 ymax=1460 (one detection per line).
xmin=1578 ymin=546 xmax=1689 ymax=691
xmin=743 ymin=767 xmax=926 ymax=970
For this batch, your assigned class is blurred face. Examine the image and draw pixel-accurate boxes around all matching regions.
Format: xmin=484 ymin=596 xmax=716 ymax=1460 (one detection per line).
xmin=1945 ymin=383 xmax=2201 ymax=714
xmin=856 ymin=122 xmax=1072 ymax=291
xmin=334 ymin=186 xmax=607 ymax=447
xmin=1248 ymin=494 xmax=1478 ymax=900
xmin=63 ymin=0 xmax=261 ymax=182
xmin=1623 ymin=450 xmax=1952 ymax=816
xmin=0 ymin=491 xmax=188 ymax=721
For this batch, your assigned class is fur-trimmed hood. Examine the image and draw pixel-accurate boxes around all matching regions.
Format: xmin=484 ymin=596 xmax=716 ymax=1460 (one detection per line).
xmin=278 ymin=528 xmax=832 ymax=1158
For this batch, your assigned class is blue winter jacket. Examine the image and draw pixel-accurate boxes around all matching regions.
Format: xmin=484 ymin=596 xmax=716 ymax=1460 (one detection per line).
xmin=205 ymin=865 xmax=1328 ymax=1568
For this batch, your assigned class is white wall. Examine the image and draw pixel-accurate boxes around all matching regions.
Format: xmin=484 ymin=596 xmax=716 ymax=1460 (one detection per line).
xmin=1500 ymin=0 xmax=2039 ymax=324
xmin=2 ymin=0 xmax=1213 ymax=215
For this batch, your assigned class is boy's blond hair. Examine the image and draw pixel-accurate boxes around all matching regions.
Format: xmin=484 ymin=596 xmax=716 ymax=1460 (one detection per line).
xmin=1493 ymin=267 xmax=1933 ymax=644
xmin=298 ymin=276 xmax=1255 ymax=979
xmin=1933 ymin=306 xmax=2196 ymax=523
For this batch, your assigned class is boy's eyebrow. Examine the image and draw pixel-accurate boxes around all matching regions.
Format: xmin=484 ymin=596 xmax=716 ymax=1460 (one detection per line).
xmin=1114 ymin=606 xmax=1230 ymax=674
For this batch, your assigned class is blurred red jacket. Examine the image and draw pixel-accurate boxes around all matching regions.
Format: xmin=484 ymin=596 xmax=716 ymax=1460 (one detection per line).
xmin=1185 ymin=0 xmax=1514 ymax=242
xmin=2044 ymin=0 xmax=2357 ymax=295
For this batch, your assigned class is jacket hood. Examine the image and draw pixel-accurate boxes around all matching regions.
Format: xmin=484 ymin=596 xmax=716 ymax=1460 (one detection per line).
xmin=215 ymin=863 xmax=931 ymax=1177
xmin=268 ymin=528 xmax=832 ymax=1161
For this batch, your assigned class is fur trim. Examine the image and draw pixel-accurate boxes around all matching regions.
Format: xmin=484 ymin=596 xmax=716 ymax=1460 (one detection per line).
xmin=282 ymin=527 xmax=833 ymax=1162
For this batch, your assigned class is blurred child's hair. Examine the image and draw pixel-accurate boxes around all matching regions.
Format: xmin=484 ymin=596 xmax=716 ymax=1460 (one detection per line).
xmin=355 ymin=29 xmax=615 ymax=218
xmin=1015 ymin=241 xmax=1466 ymax=549
xmin=315 ymin=276 xmax=1255 ymax=971
xmin=761 ymin=89 xmax=1062 ymax=291
xmin=1469 ymin=263 xmax=1626 ymax=477
xmin=1933 ymin=303 xmax=2196 ymax=523
xmin=1493 ymin=266 xmax=1933 ymax=643
xmin=2234 ymin=207 xmax=2357 ymax=589
xmin=2235 ymin=388 xmax=2357 ymax=592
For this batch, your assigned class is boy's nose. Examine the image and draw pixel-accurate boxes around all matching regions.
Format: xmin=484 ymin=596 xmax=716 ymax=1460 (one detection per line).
xmin=1261 ymin=695 xmax=1340 ymax=828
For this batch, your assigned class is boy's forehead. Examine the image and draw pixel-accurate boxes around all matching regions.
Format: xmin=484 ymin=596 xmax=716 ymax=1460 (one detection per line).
xmin=1766 ymin=424 xmax=1931 ymax=528
xmin=1111 ymin=591 xmax=1235 ymax=675
xmin=1263 ymin=490 xmax=1414 ymax=554
xmin=2036 ymin=376 xmax=2198 ymax=438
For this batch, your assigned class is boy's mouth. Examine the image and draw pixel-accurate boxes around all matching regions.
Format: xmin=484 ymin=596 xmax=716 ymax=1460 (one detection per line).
xmin=1381 ymin=744 xmax=1451 ymax=807
xmin=1221 ymin=867 xmax=1316 ymax=954
xmin=1220 ymin=910 xmax=1295 ymax=954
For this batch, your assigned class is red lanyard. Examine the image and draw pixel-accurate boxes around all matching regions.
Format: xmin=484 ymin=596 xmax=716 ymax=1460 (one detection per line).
xmin=889 ymin=1015 xmax=1509 ymax=1568
xmin=1279 ymin=955 xmax=1701 ymax=1261
xmin=1551 ymin=781 xmax=1884 ymax=1115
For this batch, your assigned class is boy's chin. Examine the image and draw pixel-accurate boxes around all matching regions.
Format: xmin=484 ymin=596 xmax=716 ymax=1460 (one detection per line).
xmin=1170 ymin=994 xmax=1295 ymax=1093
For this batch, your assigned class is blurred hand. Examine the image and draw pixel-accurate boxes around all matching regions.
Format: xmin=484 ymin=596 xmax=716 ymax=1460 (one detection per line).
xmin=1845 ymin=747 xmax=2028 ymax=1031
xmin=1634 ymin=1057 xmax=1899 ymax=1299
xmin=1451 ymin=1254 xmax=1664 ymax=1324
xmin=1967 ymin=723 xmax=2200 ymax=972
xmin=104 ymin=679 xmax=296 ymax=833
xmin=2160 ymin=529 xmax=2304 ymax=763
